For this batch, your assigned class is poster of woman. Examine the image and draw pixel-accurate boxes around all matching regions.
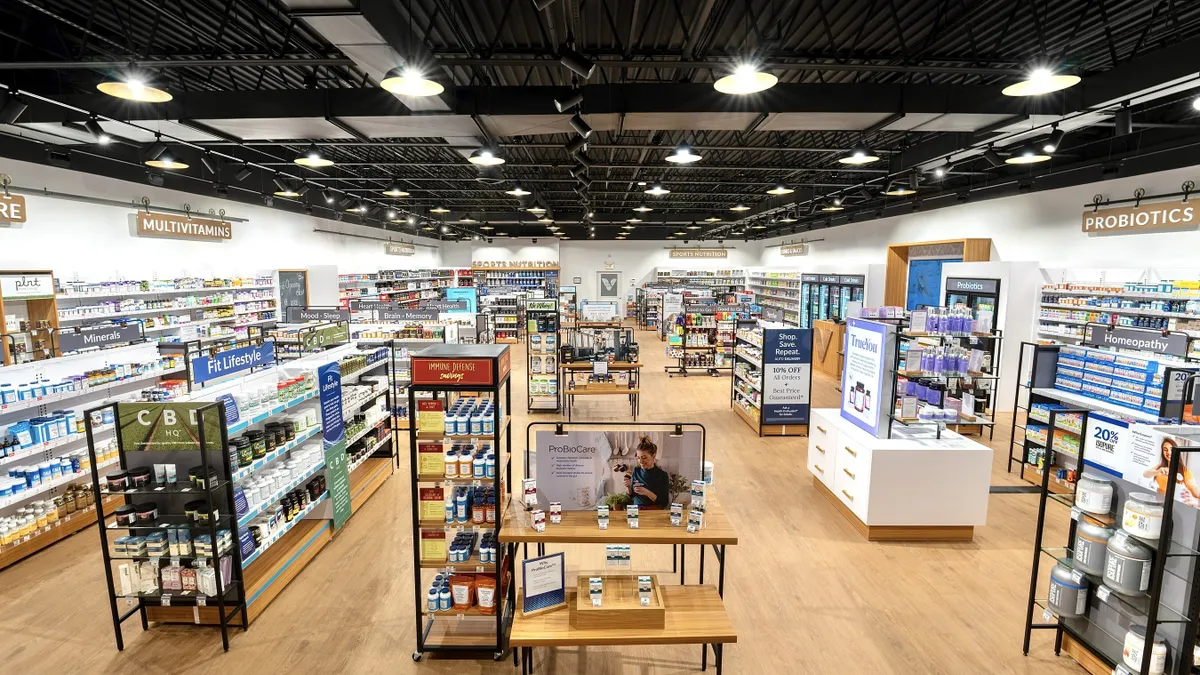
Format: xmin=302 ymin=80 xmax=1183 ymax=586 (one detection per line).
xmin=533 ymin=429 xmax=703 ymax=511
xmin=1139 ymin=434 xmax=1200 ymax=507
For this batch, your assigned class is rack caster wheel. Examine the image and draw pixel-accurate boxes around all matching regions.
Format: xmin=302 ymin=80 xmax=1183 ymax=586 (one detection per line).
xmin=494 ymin=651 xmax=505 ymax=661
xmin=412 ymin=652 xmax=422 ymax=662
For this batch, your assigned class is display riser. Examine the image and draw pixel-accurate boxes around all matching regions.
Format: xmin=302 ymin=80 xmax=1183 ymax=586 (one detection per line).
xmin=811 ymin=477 xmax=974 ymax=541
xmin=0 ymin=494 xmax=122 ymax=570
xmin=1061 ymin=632 xmax=1112 ymax=675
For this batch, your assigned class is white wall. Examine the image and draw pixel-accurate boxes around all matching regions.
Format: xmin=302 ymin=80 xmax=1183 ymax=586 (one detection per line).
xmin=0 ymin=158 xmax=442 ymax=281
xmin=559 ymin=241 xmax=763 ymax=302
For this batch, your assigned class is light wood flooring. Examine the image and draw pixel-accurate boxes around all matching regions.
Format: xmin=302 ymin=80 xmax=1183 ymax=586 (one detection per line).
xmin=0 ymin=327 xmax=1082 ymax=674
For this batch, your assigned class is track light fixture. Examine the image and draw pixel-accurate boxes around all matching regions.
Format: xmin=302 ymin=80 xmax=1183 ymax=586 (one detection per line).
xmin=554 ymin=89 xmax=584 ymax=112
xmin=565 ymin=136 xmax=588 ymax=155
xmin=234 ymin=164 xmax=253 ymax=182
xmin=199 ymin=153 xmax=217 ymax=175
xmin=338 ymin=195 xmax=354 ymax=209
xmin=983 ymin=147 xmax=1005 ymax=168
xmin=1114 ymin=105 xmax=1133 ymax=137
xmin=145 ymin=138 xmax=167 ymax=160
xmin=1043 ymin=127 xmax=1066 ymax=153
xmin=560 ymin=46 xmax=595 ymax=79
xmin=0 ymin=94 xmax=28 ymax=125
xmin=272 ymin=175 xmax=289 ymax=192
xmin=569 ymin=113 xmax=593 ymax=138
xmin=83 ymin=118 xmax=111 ymax=145
xmin=858 ymin=185 xmax=873 ymax=200
xmin=145 ymin=171 xmax=164 ymax=187
xmin=294 ymin=143 xmax=334 ymax=168
xmin=574 ymin=152 xmax=594 ymax=168
xmin=569 ymin=163 xmax=588 ymax=178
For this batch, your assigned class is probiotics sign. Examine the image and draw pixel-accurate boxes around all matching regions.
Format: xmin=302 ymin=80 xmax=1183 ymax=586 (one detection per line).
xmin=840 ymin=318 xmax=895 ymax=437
xmin=191 ymin=342 xmax=275 ymax=384
xmin=0 ymin=193 xmax=26 ymax=223
xmin=136 ymin=212 xmax=232 ymax=241
xmin=1082 ymin=200 xmax=1199 ymax=234
xmin=762 ymin=328 xmax=813 ymax=425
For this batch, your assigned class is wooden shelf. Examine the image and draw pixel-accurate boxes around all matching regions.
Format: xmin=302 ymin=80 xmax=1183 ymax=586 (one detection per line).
xmin=0 ymin=495 xmax=122 ymax=570
xmin=415 ymin=416 xmax=510 ymax=440
xmin=349 ymin=457 xmax=393 ymax=512
xmin=510 ymin=585 xmax=735 ymax=647
xmin=422 ymin=615 xmax=501 ymax=646
xmin=733 ymin=401 xmax=759 ymax=432
xmin=418 ymin=552 xmax=496 ymax=572
xmin=498 ymin=497 xmax=737 ymax=545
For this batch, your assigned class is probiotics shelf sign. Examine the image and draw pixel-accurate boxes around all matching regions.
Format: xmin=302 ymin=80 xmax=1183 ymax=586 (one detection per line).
xmin=318 ymin=361 xmax=353 ymax=529
xmin=191 ymin=342 xmax=275 ymax=385
xmin=840 ymin=318 xmax=896 ymax=438
xmin=762 ymin=328 xmax=813 ymax=425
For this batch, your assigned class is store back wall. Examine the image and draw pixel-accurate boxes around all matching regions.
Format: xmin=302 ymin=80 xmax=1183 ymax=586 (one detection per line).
xmin=0 ymin=158 xmax=442 ymax=280
xmin=559 ymin=241 xmax=763 ymax=302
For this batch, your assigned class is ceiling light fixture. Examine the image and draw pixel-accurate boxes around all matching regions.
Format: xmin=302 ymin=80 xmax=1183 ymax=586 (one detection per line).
xmin=480 ymin=225 xmax=494 ymax=231
xmin=883 ymin=182 xmax=916 ymax=196
xmin=1002 ymin=67 xmax=1081 ymax=97
xmin=687 ymin=223 xmax=701 ymax=230
xmin=713 ymin=64 xmax=778 ymax=95
xmin=469 ymin=148 xmax=505 ymax=166
xmin=382 ymin=181 xmax=409 ymax=197
xmin=565 ymin=136 xmax=588 ymax=154
xmin=554 ymin=89 xmax=583 ymax=112
xmin=983 ymin=147 xmax=1005 ymax=168
xmin=666 ymin=143 xmax=702 ymax=164
xmin=574 ymin=153 xmax=594 ymax=169
xmin=234 ymin=164 xmax=252 ymax=182
xmin=560 ymin=46 xmax=595 ymax=79
xmin=422 ymin=225 xmax=436 ymax=231
xmin=1193 ymin=96 xmax=1200 ymax=111
xmin=626 ymin=218 xmax=642 ymax=224
xmin=273 ymin=178 xmax=302 ymax=198
xmin=779 ymin=211 xmax=797 ymax=223
xmin=83 ymin=118 xmax=111 ymax=145
xmin=730 ymin=204 xmax=750 ymax=212
xmin=460 ymin=215 xmax=478 ymax=223
xmin=387 ymin=210 xmax=397 ymax=220
xmin=704 ymin=215 xmax=722 ymax=223
xmin=1043 ymin=127 xmax=1066 ymax=153
xmin=645 ymin=184 xmax=670 ymax=196
xmin=0 ymin=94 xmax=28 ymax=124
xmin=751 ymin=223 xmax=767 ymax=229
xmin=431 ymin=205 xmax=451 ymax=214
xmin=633 ymin=204 xmax=653 ymax=213
xmin=381 ymin=66 xmax=444 ymax=96
xmin=144 ymin=147 xmax=188 ymax=170
xmin=441 ymin=224 xmax=451 ymax=234
xmin=538 ymin=217 xmax=554 ymax=224
xmin=767 ymin=183 xmax=793 ymax=195
xmin=527 ymin=205 xmax=547 ymax=215
xmin=505 ymin=183 xmax=531 ymax=196
xmin=97 ymin=73 xmax=172 ymax=102
xmin=1005 ymin=145 xmax=1051 ymax=164
xmin=294 ymin=143 xmax=333 ymax=168
xmin=839 ymin=146 xmax=881 ymax=165
xmin=321 ymin=190 xmax=335 ymax=204
xmin=199 ymin=153 xmax=217 ymax=175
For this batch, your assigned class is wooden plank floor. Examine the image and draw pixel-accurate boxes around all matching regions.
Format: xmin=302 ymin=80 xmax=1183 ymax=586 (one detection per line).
xmin=0 ymin=327 xmax=1082 ymax=674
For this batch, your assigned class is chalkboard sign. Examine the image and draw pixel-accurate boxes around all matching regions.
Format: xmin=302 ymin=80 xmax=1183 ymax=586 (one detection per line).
xmin=278 ymin=270 xmax=308 ymax=315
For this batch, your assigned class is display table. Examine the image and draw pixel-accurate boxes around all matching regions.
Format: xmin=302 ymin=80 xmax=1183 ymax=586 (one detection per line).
xmin=807 ymin=408 xmax=992 ymax=541
xmin=558 ymin=361 xmax=642 ymax=421
xmin=500 ymin=497 xmax=737 ymax=674
xmin=812 ymin=319 xmax=843 ymax=378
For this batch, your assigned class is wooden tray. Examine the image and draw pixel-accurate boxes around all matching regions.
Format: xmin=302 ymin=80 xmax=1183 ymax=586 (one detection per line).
xmin=571 ymin=574 xmax=665 ymax=629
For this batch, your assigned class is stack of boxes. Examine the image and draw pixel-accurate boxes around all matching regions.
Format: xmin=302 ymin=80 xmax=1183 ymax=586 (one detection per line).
xmin=1054 ymin=345 xmax=1166 ymax=417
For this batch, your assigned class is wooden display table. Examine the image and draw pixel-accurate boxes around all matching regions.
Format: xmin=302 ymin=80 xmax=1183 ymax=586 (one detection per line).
xmin=812 ymin=319 xmax=844 ymax=378
xmin=559 ymin=361 xmax=642 ymax=421
xmin=501 ymin=497 xmax=737 ymax=674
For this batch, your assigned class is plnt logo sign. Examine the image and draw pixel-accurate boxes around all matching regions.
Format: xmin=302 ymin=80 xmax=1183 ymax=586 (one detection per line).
xmin=1082 ymin=200 xmax=1199 ymax=235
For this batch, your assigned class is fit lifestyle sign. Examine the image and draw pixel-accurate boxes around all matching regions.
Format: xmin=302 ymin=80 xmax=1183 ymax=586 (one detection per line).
xmin=0 ymin=193 xmax=26 ymax=223
xmin=780 ymin=244 xmax=808 ymax=256
xmin=669 ymin=248 xmax=728 ymax=259
xmin=1082 ymin=200 xmax=1199 ymax=235
xmin=385 ymin=242 xmax=416 ymax=256
xmin=136 ymin=212 xmax=232 ymax=241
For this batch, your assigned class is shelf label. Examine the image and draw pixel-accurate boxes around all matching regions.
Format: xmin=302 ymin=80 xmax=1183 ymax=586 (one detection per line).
xmin=161 ymin=595 xmax=171 ymax=606
xmin=1096 ymin=585 xmax=1111 ymax=602
xmin=1070 ymin=506 xmax=1082 ymax=521
xmin=318 ymin=361 xmax=353 ymax=529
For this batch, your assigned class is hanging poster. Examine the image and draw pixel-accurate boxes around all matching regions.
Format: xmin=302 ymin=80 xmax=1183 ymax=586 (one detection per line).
xmin=598 ymin=272 xmax=621 ymax=298
xmin=840 ymin=318 xmax=896 ymax=437
xmin=762 ymin=328 xmax=813 ymax=425
xmin=318 ymin=361 xmax=353 ymax=529
xmin=533 ymin=430 xmax=703 ymax=511
xmin=1127 ymin=427 xmax=1200 ymax=508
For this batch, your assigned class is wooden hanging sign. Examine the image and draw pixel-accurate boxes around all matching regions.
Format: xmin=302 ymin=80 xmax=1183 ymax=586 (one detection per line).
xmin=136 ymin=211 xmax=232 ymax=241
xmin=0 ymin=193 xmax=26 ymax=223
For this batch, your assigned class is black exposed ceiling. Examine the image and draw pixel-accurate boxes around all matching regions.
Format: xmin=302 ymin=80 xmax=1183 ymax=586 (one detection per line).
xmin=0 ymin=0 xmax=1199 ymax=242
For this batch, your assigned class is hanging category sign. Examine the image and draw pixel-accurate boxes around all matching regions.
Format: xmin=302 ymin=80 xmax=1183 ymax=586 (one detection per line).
xmin=1082 ymin=200 xmax=1200 ymax=234
xmin=669 ymin=248 xmax=728 ymax=258
xmin=780 ymin=244 xmax=808 ymax=256
xmin=301 ymin=323 xmax=349 ymax=351
xmin=317 ymin=361 xmax=353 ymax=529
xmin=191 ymin=342 xmax=275 ymax=384
xmin=286 ymin=307 xmax=350 ymax=322
xmin=380 ymin=308 xmax=439 ymax=322
xmin=57 ymin=324 xmax=143 ymax=352
xmin=0 ymin=193 xmax=26 ymax=223
xmin=946 ymin=277 xmax=1000 ymax=295
xmin=1083 ymin=324 xmax=1190 ymax=357
xmin=384 ymin=242 xmax=416 ymax=255
xmin=136 ymin=211 xmax=232 ymax=241
xmin=420 ymin=300 xmax=468 ymax=311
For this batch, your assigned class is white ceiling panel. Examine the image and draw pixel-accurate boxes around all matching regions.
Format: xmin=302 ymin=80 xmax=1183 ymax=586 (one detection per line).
xmin=301 ymin=16 xmax=384 ymax=46
xmin=758 ymin=112 xmax=895 ymax=131
xmin=623 ymin=112 xmax=761 ymax=131
xmin=198 ymin=117 xmax=352 ymax=140
xmin=483 ymin=114 xmax=618 ymax=137
xmin=4 ymin=123 xmax=91 ymax=145
xmin=880 ymin=112 xmax=944 ymax=131
xmin=340 ymin=115 xmax=481 ymax=138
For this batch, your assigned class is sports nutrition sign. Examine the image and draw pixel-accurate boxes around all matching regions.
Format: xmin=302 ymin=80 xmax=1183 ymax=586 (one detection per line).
xmin=1082 ymin=200 xmax=1199 ymax=235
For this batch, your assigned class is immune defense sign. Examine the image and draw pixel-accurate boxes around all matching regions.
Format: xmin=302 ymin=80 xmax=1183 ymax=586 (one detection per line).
xmin=1082 ymin=200 xmax=1199 ymax=234
xmin=411 ymin=358 xmax=494 ymax=386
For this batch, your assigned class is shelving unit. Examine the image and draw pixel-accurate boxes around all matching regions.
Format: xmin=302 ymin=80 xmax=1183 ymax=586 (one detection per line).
xmin=525 ymin=299 xmax=559 ymax=412
xmin=889 ymin=329 xmax=1001 ymax=439
xmin=406 ymin=344 xmax=514 ymax=661
xmin=729 ymin=321 xmax=812 ymax=436
xmin=748 ymin=271 xmax=800 ymax=327
xmin=654 ymin=268 xmax=747 ymax=290
xmin=1038 ymin=281 xmax=1200 ymax=359
xmin=1 ymin=270 xmax=59 ymax=365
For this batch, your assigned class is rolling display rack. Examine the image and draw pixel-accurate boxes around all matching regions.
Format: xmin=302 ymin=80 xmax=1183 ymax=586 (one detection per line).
xmin=406 ymin=344 xmax=515 ymax=661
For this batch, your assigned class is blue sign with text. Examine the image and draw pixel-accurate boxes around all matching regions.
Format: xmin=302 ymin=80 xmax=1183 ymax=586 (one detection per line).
xmin=317 ymin=361 xmax=344 ymax=447
xmin=191 ymin=342 xmax=275 ymax=384
xmin=762 ymin=328 xmax=813 ymax=425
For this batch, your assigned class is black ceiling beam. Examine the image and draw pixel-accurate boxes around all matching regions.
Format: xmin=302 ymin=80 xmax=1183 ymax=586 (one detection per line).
xmin=19 ymin=82 xmax=1074 ymax=123
xmin=0 ymin=58 xmax=357 ymax=70
xmin=435 ymin=57 xmax=1026 ymax=77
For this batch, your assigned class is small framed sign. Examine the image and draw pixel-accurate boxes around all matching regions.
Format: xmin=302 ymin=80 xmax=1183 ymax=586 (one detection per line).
xmin=522 ymin=552 xmax=566 ymax=616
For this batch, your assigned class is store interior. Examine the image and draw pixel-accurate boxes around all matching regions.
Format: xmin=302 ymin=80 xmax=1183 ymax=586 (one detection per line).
xmin=3 ymin=2 xmax=1200 ymax=674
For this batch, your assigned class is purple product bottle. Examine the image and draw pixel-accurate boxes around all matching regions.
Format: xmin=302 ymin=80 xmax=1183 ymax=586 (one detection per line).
xmin=934 ymin=348 xmax=946 ymax=375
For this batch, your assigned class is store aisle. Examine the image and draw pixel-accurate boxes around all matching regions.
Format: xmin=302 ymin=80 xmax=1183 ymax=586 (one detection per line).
xmin=0 ymin=328 xmax=1077 ymax=674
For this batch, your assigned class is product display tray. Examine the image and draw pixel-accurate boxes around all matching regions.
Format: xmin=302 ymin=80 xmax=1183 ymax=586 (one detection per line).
xmin=571 ymin=574 xmax=665 ymax=629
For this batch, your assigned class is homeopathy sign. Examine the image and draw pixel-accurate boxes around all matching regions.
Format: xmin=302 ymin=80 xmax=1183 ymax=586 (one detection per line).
xmin=1084 ymin=324 xmax=1190 ymax=358
xmin=1082 ymin=200 xmax=1199 ymax=235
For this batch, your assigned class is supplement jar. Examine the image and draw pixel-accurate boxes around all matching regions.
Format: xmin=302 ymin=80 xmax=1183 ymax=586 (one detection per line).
xmin=1123 ymin=492 xmax=1165 ymax=540
xmin=1076 ymin=473 xmax=1114 ymax=515
xmin=1104 ymin=530 xmax=1154 ymax=595
xmin=1073 ymin=520 xmax=1114 ymax=576
xmin=1047 ymin=563 xmax=1088 ymax=617
xmin=1123 ymin=624 xmax=1168 ymax=674
xmin=113 ymin=504 xmax=137 ymax=526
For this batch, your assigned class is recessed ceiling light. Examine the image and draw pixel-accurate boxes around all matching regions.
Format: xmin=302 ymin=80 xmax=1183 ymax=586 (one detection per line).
xmin=380 ymin=67 xmax=444 ymax=96
xmin=730 ymin=204 xmax=750 ymax=212
xmin=97 ymin=75 xmax=172 ymax=102
xmin=430 ymin=206 xmax=451 ymax=213
xmin=704 ymin=216 xmax=722 ymax=223
xmin=838 ymin=147 xmax=881 ymax=165
xmin=1005 ymin=147 xmax=1051 ymax=164
xmin=1002 ymin=68 xmax=1081 ymax=97
xmin=713 ymin=64 xmax=778 ymax=95
xmin=633 ymin=204 xmax=653 ymax=212
xmin=645 ymin=184 xmax=670 ymax=196
xmin=468 ymin=149 xmax=505 ymax=166
xmin=382 ymin=181 xmax=409 ymax=197
xmin=665 ymin=143 xmax=702 ymax=164
xmin=294 ymin=144 xmax=334 ymax=168
xmin=505 ymin=183 xmax=531 ymax=196
xmin=767 ymin=183 xmax=793 ymax=195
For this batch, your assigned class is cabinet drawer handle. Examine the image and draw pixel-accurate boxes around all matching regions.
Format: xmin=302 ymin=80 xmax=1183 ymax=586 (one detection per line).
xmin=816 ymin=425 xmax=827 ymax=434
xmin=814 ymin=465 xmax=824 ymax=473
xmin=843 ymin=468 xmax=856 ymax=479
xmin=844 ymin=446 xmax=857 ymax=457
xmin=815 ymin=445 xmax=826 ymax=454
xmin=841 ymin=490 xmax=854 ymax=501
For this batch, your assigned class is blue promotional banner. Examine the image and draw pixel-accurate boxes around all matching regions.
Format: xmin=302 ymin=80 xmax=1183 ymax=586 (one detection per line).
xmin=215 ymin=393 xmax=240 ymax=426
xmin=191 ymin=342 xmax=275 ymax=384
xmin=317 ymin=361 xmax=353 ymax=528
xmin=840 ymin=318 xmax=895 ymax=437
xmin=445 ymin=287 xmax=477 ymax=313
xmin=762 ymin=328 xmax=813 ymax=425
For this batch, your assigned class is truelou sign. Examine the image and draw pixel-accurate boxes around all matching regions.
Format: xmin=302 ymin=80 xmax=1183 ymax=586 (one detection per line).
xmin=136 ymin=212 xmax=233 ymax=241
xmin=1082 ymin=200 xmax=1199 ymax=235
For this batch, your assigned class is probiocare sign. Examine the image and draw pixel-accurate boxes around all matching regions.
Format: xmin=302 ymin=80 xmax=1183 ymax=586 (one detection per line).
xmin=1082 ymin=200 xmax=1199 ymax=235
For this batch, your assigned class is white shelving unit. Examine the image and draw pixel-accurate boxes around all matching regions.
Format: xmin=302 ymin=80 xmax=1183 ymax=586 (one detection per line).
xmin=747 ymin=270 xmax=801 ymax=326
